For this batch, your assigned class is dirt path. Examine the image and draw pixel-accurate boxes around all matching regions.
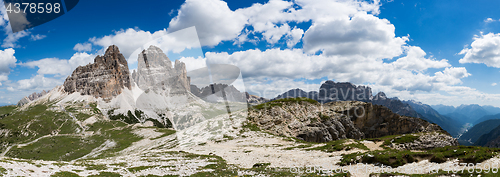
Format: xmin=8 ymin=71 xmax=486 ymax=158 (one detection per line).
xmin=362 ymin=140 xmax=384 ymax=151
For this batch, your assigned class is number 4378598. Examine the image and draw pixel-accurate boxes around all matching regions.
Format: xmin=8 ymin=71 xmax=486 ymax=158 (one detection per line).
xmin=6 ymin=3 xmax=61 ymax=14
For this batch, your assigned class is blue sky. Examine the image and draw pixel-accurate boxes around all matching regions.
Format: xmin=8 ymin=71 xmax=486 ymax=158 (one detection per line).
xmin=1 ymin=0 xmax=500 ymax=107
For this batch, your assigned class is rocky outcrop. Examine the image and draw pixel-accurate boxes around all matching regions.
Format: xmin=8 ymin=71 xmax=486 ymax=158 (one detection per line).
xmin=132 ymin=46 xmax=190 ymax=95
xmin=190 ymin=83 xmax=246 ymax=102
xmin=248 ymin=100 xmax=445 ymax=143
xmin=63 ymin=45 xmax=131 ymax=101
xmin=246 ymin=93 xmax=269 ymax=104
xmin=390 ymin=132 xmax=459 ymax=150
xmin=272 ymin=81 xmax=463 ymax=136
xmin=17 ymin=90 xmax=49 ymax=106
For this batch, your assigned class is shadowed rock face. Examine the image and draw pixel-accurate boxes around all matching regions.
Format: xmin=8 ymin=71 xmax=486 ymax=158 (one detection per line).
xmin=132 ymin=45 xmax=190 ymax=95
xmin=63 ymin=45 xmax=131 ymax=100
xmin=248 ymin=100 xmax=445 ymax=143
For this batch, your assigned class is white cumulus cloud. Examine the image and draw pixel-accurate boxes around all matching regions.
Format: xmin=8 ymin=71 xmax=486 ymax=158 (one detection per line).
xmin=0 ymin=48 xmax=16 ymax=82
xmin=459 ymin=33 xmax=500 ymax=68
xmin=73 ymin=42 xmax=92 ymax=52
xmin=23 ymin=52 xmax=95 ymax=77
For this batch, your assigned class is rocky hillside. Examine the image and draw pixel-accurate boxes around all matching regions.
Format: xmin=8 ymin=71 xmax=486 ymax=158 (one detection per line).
xmin=63 ymin=45 xmax=131 ymax=101
xmin=248 ymin=98 xmax=448 ymax=143
xmin=272 ymin=81 xmax=463 ymax=137
xmin=246 ymin=92 xmax=269 ymax=104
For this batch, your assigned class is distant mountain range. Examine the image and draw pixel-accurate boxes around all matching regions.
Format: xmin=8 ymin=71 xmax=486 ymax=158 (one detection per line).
xmin=431 ymin=104 xmax=500 ymax=125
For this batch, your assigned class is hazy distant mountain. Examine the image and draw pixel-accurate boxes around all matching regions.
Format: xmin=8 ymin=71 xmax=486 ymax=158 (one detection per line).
xmin=454 ymin=104 xmax=490 ymax=123
xmin=474 ymin=113 xmax=500 ymax=125
xmin=432 ymin=104 xmax=500 ymax=125
xmin=459 ymin=119 xmax=500 ymax=145
xmin=482 ymin=106 xmax=500 ymax=115
xmin=431 ymin=104 xmax=456 ymax=115
xmin=443 ymin=112 xmax=469 ymax=125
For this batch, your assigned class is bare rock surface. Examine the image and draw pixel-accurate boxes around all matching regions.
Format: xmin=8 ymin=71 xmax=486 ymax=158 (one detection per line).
xmin=63 ymin=45 xmax=131 ymax=101
xmin=390 ymin=132 xmax=459 ymax=150
xmin=248 ymin=100 xmax=445 ymax=143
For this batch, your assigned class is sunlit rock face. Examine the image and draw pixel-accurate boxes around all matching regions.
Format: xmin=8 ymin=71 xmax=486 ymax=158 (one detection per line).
xmin=63 ymin=45 xmax=131 ymax=101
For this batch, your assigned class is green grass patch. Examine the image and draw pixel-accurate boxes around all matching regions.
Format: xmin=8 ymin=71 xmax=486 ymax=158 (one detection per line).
xmin=0 ymin=105 xmax=16 ymax=116
xmin=75 ymin=113 xmax=92 ymax=121
xmin=150 ymin=128 xmax=176 ymax=140
xmin=241 ymin=122 xmax=261 ymax=132
xmin=0 ymin=104 xmax=80 ymax=152
xmin=6 ymin=135 xmax=105 ymax=161
xmin=107 ymin=110 xmax=140 ymax=124
xmin=307 ymin=139 xmax=369 ymax=152
xmin=392 ymin=135 xmax=419 ymax=144
xmin=85 ymin=164 xmax=108 ymax=171
xmin=89 ymin=103 xmax=101 ymax=114
xmin=128 ymin=165 xmax=158 ymax=173
xmin=50 ymin=171 xmax=81 ymax=177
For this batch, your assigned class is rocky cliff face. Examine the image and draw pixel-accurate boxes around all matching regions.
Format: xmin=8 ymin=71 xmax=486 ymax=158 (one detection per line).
xmin=248 ymin=100 xmax=445 ymax=143
xmin=132 ymin=46 xmax=190 ymax=95
xmin=63 ymin=45 xmax=131 ymax=101
xmin=17 ymin=90 xmax=49 ymax=106
xmin=246 ymin=93 xmax=269 ymax=104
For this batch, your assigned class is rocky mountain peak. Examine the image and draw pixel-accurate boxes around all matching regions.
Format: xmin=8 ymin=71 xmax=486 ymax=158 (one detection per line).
xmin=318 ymin=81 xmax=372 ymax=102
xmin=17 ymin=90 xmax=50 ymax=106
xmin=373 ymin=92 xmax=387 ymax=100
xmin=133 ymin=45 xmax=190 ymax=94
xmin=63 ymin=45 xmax=132 ymax=101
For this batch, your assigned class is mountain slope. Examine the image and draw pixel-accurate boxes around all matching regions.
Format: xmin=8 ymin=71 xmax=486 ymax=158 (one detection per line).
xmin=403 ymin=100 xmax=462 ymax=137
xmin=431 ymin=104 xmax=456 ymax=115
xmin=475 ymin=124 xmax=500 ymax=148
xmin=474 ymin=113 xmax=500 ymax=125
xmin=459 ymin=119 xmax=500 ymax=145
